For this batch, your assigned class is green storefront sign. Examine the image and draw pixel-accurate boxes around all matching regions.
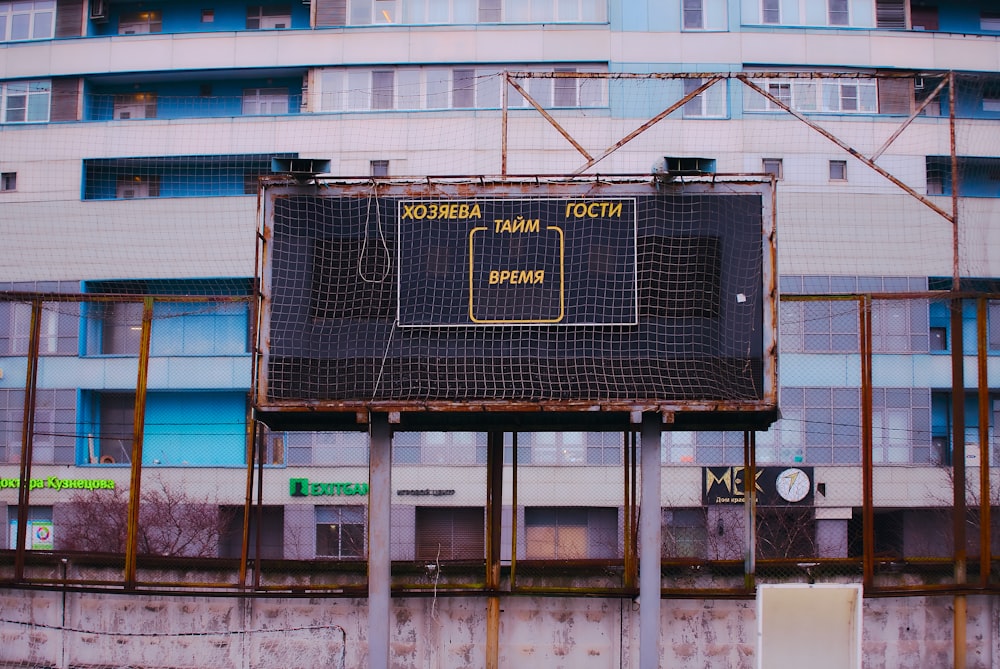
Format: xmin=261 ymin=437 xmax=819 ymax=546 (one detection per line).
xmin=289 ymin=478 xmax=369 ymax=497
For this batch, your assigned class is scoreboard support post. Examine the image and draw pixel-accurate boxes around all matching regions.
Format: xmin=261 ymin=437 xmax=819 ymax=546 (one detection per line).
xmin=369 ymin=414 xmax=392 ymax=669
xmin=639 ymin=413 xmax=662 ymax=668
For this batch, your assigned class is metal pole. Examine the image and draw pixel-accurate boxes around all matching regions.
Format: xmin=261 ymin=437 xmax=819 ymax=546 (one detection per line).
xmin=976 ymin=298 xmax=991 ymax=587
xmin=948 ymin=70 xmax=967 ymax=669
xmin=485 ymin=431 xmax=503 ymax=669
xmin=743 ymin=431 xmax=757 ymax=592
xmin=951 ymin=293 xmax=967 ymax=669
xmin=368 ymin=414 xmax=392 ymax=669
xmin=124 ymin=297 xmax=153 ymax=589
xmin=639 ymin=412 xmax=662 ymax=669
xmin=14 ymin=299 xmax=42 ymax=581
xmin=860 ymin=296 xmax=875 ymax=591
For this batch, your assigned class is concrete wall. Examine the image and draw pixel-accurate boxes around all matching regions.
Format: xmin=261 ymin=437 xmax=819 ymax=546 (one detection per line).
xmin=0 ymin=586 xmax=995 ymax=668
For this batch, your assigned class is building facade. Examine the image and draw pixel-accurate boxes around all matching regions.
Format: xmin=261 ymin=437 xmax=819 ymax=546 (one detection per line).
xmin=1 ymin=1 xmax=1000 ymax=657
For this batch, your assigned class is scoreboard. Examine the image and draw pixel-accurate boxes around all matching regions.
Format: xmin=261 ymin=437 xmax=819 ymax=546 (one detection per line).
xmin=256 ymin=178 xmax=777 ymax=430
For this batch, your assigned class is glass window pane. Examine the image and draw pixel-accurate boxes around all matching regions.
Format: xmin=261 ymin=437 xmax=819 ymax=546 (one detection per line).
xmin=320 ymin=70 xmax=344 ymax=111
xmin=397 ymin=68 xmax=423 ymax=108
xmin=423 ymin=68 xmax=449 ymax=108
xmin=351 ymin=0 xmax=373 ymax=23
xmin=31 ymin=9 xmax=51 ymax=38
xmin=347 ymin=70 xmax=370 ymax=110
xmin=453 ymin=0 xmax=475 ymax=22
xmin=10 ymin=12 xmax=27 ymax=39
xmin=426 ymin=0 xmax=449 ymax=22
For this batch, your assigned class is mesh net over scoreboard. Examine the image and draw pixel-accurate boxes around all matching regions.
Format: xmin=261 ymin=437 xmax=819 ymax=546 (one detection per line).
xmin=258 ymin=177 xmax=775 ymax=420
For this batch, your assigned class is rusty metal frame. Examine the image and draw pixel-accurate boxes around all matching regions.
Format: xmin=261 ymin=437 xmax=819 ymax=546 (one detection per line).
xmin=13 ymin=299 xmax=42 ymax=582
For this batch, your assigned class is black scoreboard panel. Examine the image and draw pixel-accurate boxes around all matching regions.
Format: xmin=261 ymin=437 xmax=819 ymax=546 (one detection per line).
xmin=259 ymin=180 xmax=775 ymax=422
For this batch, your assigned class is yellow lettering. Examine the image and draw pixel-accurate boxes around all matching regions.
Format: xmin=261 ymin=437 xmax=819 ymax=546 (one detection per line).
xmin=564 ymin=201 xmax=624 ymax=219
xmin=489 ymin=270 xmax=500 ymax=284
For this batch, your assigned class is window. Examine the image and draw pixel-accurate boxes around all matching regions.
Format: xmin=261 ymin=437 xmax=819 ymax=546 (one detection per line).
xmin=0 ymin=389 xmax=75 ymax=465
xmin=247 ymin=5 xmax=292 ymax=28
xmin=202 ymin=9 xmax=215 ymax=23
xmin=983 ymin=96 xmax=1000 ymax=113
xmin=370 ymin=159 xmax=389 ymax=177
xmin=452 ymin=68 xmax=476 ymax=107
xmin=0 ymin=0 xmax=54 ymax=41
xmin=7 ymin=506 xmax=54 ymax=550
xmin=745 ymin=78 xmax=876 ymax=114
xmin=552 ymin=68 xmax=577 ymax=107
xmin=316 ymin=506 xmax=365 ymax=558
xmin=402 ymin=0 xmax=476 ymax=23
xmin=925 ymin=156 xmax=1000 ymax=197
xmin=242 ymin=88 xmax=289 ymax=115
xmin=760 ymin=0 xmax=779 ymax=24
xmin=754 ymin=387 xmax=861 ymax=464
xmin=984 ymin=13 xmax=1000 ymax=31
xmin=391 ymin=432 xmax=483 ymax=464
xmin=415 ymin=507 xmax=484 ymax=561
xmin=1 ymin=80 xmax=50 ymax=124
xmin=524 ymin=507 xmax=617 ymax=559
xmin=371 ymin=70 xmax=394 ymax=109
xmin=118 ymin=10 xmax=162 ymax=34
xmin=827 ymin=0 xmax=848 ymax=26
xmin=0 ymin=172 xmax=15 ymax=191
xmin=285 ymin=431 xmax=368 ymax=465
xmin=762 ymin=158 xmax=783 ymax=180
xmin=0 ymin=301 xmax=77 ymax=356
xmin=990 ymin=301 xmax=1000 ymax=351
xmin=317 ymin=65 xmax=606 ymax=112
xmin=662 ymin=508 xmax=707 ymax=559
xmin=113 ymin=93 xmax=157 ymax=120
xmin=258 ymin=429 xmax=284 ymax=465
xmin=520 ymin=432 xmax=586 ymax=465
xmin=682 ymin=0 xmax=703 ymax=29
xmin=116 ymin=175 xmax=159 ymax=199
xmin=930 ymin=325 xmax=947 ymax=351
xmin=829 ymin=160 xmax=847 ymax=181
xmin=342 ymin=0 xmax=398 ymax=24
xmin=96 ymin=392 xmax=135 ymax=465
xmin=479 ymin=0 xmax=501 ymax=21
xmin=318 ymin=0 xmax=604 ymax=24
xmin=682 ymin=78 xmax=726 ymax=118
xmin=872 ymin=406 xmax=909 ymax=463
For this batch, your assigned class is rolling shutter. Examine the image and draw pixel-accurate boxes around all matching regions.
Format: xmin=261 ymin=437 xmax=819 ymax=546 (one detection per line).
xmin=50 ymin=78 xmax=82 ymax=122
xmin=56 ymin=0 xmax=85 ymax=37
xmin=315 ymin=0 xmax=347 ymax=26
xmin=415 ymin=507 xmax=484 ymax=560
xmin=875 ymin=0 xmax=906 ymax=29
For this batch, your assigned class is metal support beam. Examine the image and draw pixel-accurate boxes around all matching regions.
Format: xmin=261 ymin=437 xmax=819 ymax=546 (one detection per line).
xmin=639 ymin=412 xmax=662 ymax=669
xmin=369 ymin=414 xmax=392 ymax=669
xmin=124 ymin=297 xmax=153 ymax=589
xmin=485 ymin=431 xmax=503 ymax=669
xmin=14 ymin=299 xmax=42 ymax=581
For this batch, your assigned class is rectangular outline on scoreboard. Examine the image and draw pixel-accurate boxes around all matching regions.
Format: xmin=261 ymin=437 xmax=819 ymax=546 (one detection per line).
xmin=397 ymin=197 xmax=639 ymax=328
xmin=468 ymin=223 xmax=566 ymax=324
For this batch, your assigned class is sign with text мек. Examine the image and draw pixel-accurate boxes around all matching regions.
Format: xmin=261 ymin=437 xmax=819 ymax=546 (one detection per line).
xmin=397 ymin=198 xmax=637 ymax=326
xmin=703 ymin=466 xmax=814 ymax=506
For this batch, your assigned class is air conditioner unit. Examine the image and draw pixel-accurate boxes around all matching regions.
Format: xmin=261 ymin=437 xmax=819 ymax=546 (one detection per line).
xmin=271 ymin=157 xmax=331 ymax=178
xmin=90 ymin=0 xmax=108 ymax=21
